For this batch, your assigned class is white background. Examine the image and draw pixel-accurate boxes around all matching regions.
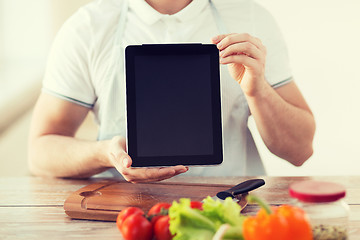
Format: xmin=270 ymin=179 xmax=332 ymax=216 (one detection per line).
xmin=1 ymin=0 xmax=360 ymax=176
xmin=254 ymin=0 xmax=360 ymax=175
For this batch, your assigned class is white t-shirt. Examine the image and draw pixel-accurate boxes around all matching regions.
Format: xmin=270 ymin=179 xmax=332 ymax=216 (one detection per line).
xmin=43 ymin=0 xmax=292 ymax=177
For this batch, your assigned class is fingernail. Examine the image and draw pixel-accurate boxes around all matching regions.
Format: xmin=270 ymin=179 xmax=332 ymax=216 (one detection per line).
xmin=219 ymin=51 xmax=224 ymax=57
xmin=176 ymin=167 xmax=188 ymax=174
xmin=217 ymin=42 xmax=222 ymax=49
xmin=183 ymin=167 xmax=189 ymax=173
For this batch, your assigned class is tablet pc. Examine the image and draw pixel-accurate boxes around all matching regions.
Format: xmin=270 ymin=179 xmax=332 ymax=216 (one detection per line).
xmin=125 ymin=44 xmax=223 ymax=167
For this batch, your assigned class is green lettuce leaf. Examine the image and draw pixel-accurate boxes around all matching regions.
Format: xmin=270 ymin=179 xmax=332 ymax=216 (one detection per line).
xmin=202 ymin=196 xmax=245 ymax=228
xmin=168 ymin=197 xmax=245 ymax=240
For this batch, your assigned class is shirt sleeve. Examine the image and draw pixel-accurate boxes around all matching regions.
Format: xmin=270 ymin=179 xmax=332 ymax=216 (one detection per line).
xmin=42 ymin=9 xmax=96 ymax=108
xmin=251 ymin=2 xmax=293 ymax=88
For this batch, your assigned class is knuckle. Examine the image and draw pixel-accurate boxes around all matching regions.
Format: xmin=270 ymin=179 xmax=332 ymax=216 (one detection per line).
xmin=221 ymin=48 xmax=229 ymax=57
xmin=223 ymin=35 xmax=233 ymax=46
xmin=227 ymin=55 xmax=235 ymax=62
xmin=221 ymin=37 xmax=228 ymax=46
xmin=145 ymin=168 xmax=155 ymax=179
xmin=226 ymin=35 xmax=234 ymax=42
xmin=244 ymin=42 xmax=253 ymax=52
xmin=255 ymin=36 xmax=262 ymax=44
xmin=242 ymin=33 xmax=251 ymax=40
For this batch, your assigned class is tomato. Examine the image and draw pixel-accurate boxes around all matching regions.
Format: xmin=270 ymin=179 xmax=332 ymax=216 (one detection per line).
xmin=120 ymin=213 xmax=153 ymax=240
xmin=148 ymin=202 xmax=171 ymax=216
xmin=116 ymin=207 xmax=144 ymax=230
xmin=148 ymin=202 xmax=171 ymax=226
xmin=190 ymin=201 xmax=203 ymax=210
xmin=154 ymin=215 xmax=172 ymax=240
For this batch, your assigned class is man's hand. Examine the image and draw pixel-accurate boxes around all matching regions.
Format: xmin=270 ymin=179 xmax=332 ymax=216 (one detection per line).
xmin=108 ymin=136 xmax=188 ymax=183
xmin=212 ymin=34 xmax=315 ymax=166
xmin=212 ymin=33 xmax=267 ymax=97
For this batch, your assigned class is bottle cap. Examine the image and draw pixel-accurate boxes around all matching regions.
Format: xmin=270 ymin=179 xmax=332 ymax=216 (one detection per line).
xmin=289 ymin=180 xmax=346 ymax=203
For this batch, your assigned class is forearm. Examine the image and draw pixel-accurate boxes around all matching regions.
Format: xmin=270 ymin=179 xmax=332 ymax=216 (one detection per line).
xmin=28 ymin=135 xmax=111 ymax=178
xmin=246 ymin=83 xmax=315 ymax=166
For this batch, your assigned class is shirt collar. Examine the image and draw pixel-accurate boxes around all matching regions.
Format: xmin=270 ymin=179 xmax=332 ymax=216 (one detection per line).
xmin=129 ymin=0 xmax=209 ymax=25
xmin=173 ymin=0 xmax=208 ymax=22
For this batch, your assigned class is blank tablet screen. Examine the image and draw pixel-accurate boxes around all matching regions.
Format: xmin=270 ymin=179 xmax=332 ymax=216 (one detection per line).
xmin=135 ymin=54 xmax=213 ymax=157
xmin=125 ymin=44 xmax=222 ymax=167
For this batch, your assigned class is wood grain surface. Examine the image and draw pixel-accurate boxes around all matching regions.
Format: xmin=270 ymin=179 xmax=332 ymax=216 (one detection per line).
xmin=1 ymin=176 xmax=359 ymax=239
xmin=64 ymin=180 xmax=253 ymax=221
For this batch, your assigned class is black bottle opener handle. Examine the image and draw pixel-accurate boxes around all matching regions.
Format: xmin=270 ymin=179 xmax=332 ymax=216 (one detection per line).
xmin=216 ymin=179 xmax=265 ymax=200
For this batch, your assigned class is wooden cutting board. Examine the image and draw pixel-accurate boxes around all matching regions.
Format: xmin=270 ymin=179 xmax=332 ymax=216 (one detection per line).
xmin=64 ymin=180 xmax=238 ymax=221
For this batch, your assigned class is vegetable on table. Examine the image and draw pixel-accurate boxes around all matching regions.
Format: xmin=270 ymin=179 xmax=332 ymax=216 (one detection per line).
xmin=117 ymin=203 xmax=173 ymax=240
xmin=116 ymin=196 xmax=313 ymax=240
xmin=190 ymin=201 xmax=203 ymax=210
xmin=117 ymin=207 xmax=153 ymax=240
xmin=154 ymin=215 xmax=173 ymax=240
xmin=168 ymin=197 xmax=245 ymax=240
xmin=148 ymin=202 xmax=172 ymax=216
xmin=243 ymin=195 xmax=313 ymax=240
xmin=116 ymin=206 xmax=144 ymax=229
xmin=148 ymin=202 xmax=172 ymax=226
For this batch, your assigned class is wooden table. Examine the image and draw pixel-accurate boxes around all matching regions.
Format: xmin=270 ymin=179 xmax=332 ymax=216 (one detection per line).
xmin=0 ymin=176 xmax=359 ymax=239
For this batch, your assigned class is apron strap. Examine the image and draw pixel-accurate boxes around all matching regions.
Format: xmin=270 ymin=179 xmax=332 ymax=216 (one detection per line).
xmin=209 ymin=0 xmax=228 ymax=34
xmin=103 ymin=0 xmax=128 ymax=85
xmin=115 ymin=0 xmax=129 ymax=47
